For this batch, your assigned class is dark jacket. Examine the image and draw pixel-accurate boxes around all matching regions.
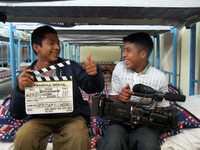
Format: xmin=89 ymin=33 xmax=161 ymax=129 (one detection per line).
xmin=10 ymin=58 xmax=104 ymax=122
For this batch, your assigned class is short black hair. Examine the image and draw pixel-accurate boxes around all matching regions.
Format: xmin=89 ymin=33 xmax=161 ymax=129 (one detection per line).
xmin=123 ymin=32 xmax=153 ymax=57
xmin=31 ymin=25 xmax=57 ymax=54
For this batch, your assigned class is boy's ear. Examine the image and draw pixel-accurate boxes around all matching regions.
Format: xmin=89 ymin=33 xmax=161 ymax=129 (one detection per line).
xmin=32 ymin=43 xmax=40 ymax=54
xmin=141 ymin=49 xmax=148 ymax=58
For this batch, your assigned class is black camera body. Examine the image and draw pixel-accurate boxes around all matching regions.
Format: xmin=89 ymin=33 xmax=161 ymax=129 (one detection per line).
xmin=92 ymin=94 xmax=178 ymax=130
xmin=91 ymin=84 xmax=184 ymax=130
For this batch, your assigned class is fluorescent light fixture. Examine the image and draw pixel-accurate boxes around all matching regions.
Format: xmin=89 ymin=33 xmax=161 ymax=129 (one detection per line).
xmin=1 ymin=0 xmax=200 ymax=8
xmin=54 ymin=25 xmax=173 ymax=31
xmin=6 ymin=22 xmax=173 ymax=31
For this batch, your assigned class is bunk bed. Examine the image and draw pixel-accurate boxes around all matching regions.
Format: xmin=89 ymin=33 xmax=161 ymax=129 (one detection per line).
xmin=0 ymin=0 xmax=200 ymax=149
xmin=0 ymin=68 xmax=10 ymax=80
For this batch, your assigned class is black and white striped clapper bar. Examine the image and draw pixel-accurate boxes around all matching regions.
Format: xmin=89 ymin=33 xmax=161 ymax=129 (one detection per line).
xmin=32 ymin=60 xmax=71 ymax=82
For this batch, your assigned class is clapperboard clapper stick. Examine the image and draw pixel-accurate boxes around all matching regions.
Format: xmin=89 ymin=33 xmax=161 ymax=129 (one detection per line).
xmin=31 ymin=60 xmax=72 ymax=81
xmin=25 ymin=60 xmax=74 ymax=115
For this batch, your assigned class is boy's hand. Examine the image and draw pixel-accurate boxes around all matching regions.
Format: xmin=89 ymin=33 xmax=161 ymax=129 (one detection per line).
xmin=84 ymin=54 xmax=97 ymax=76
xmin=118 ymin=84 xmax=132 ymax=102
xmin=18 ymin=69 xmax=34 ymax=91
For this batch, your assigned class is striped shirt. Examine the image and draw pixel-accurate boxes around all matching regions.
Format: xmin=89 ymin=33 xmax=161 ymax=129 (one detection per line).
xmin=110 ymin=61 xmax=169 ymax=107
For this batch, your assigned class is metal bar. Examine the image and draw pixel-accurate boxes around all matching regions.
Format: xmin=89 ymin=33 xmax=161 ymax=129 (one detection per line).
xmin=72 ymin=45 xmax=76 ymax=61
xmin=27 ymin=45 xmax=30 ymax=62
xmin=17 ymin=39 xmax=21 ymax=71
xmin=69 ymin=44 xmax=72 ymax=60
xmin=63 ymin=42 xmax=66 ymax=59
xmin=76 ymin=45 xmax=80 ymax=63
xmin=149 ymin=36 xmax=155 ymax=65
xmin=120 ymin=45 xmax=123 ymax=61
xmin=0 ymin=41 xmax=2 ymax=67
xmin=189 ymin=24 xmax=196 ymax=95
xmin=59 ymin=42 xmax=64 ymax=58
xmin=9 ymin=23 xmax=17 ymax=89
xmin=171 ymin=27 xmax=178 ymax=86
xmin=7 ymin=43 xmax=10 ymax=66
xmin=155 ymin=35 xmax=160 ymax=69
xmin=64 ymin=42 xmax=70 ymax=59
xmin=30 ymin=35 xmax=35 ymax=62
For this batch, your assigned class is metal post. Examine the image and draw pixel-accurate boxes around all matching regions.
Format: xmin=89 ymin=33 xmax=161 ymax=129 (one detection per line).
xmin=149 ymin=36 xmax=155 ymax=65
xmin=9 ymin=23 xmax=17 ymax=89
xmin=69 ymin=44 xmax=73 ymax=60
xmin=72 ymin=45 xmax=76 ymax=61
xmin=17 ymin=39 xmax=21 ymax=71
xmin=76 ymin=45 xmax=80 ymax=63
xmin=155 ymin=35 xmax=160 ymax=69
xmin=59 ymin=42 xmax=64 ymax=58
xmin=171 ymin=28 xmax=178 ymax=86
xmin=30 ymin=35 xmax=35 ymax=62
xmin=189 ymin=24 xmax=196 ymax=95
xmin=120 ymin=45 xmax=123 ymax=61
xmin=65 ymin=42 xmax=70 ymax=59
xmin=62 ymin=42 xmax=64 ymax=58
xmin=0 ymin=41 xmax=2 ymax=67
xmin=7 ymin=43 xmax=10 ymax=66
xmin=69 ymin=44 xmax=72 ymax=60
xmin=62 ymin=42 xmax=65 ymax=59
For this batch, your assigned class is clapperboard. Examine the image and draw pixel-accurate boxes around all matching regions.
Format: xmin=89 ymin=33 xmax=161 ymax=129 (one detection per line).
xmin=25 ymin=60 xmax=74 ymax=115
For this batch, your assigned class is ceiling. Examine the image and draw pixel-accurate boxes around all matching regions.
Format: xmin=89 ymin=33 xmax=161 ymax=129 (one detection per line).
xmin=1 ymin=6 xmax=200 ymax=27
xmin=0 ymin=0 xmax=200 ymax=45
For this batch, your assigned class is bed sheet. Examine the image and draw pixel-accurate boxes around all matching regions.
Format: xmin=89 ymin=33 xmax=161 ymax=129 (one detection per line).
xmin=178 ymin=95 xmax=200 ymax=119
xmin=0 ymin=128 xmax=200 ymax=150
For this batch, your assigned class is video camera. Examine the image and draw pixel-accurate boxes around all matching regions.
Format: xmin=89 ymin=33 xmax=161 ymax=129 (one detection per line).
xmin=132 ymin=84 xmax=185 ymax=102
xmin=92 ymin=84 xmax=185 ymax=130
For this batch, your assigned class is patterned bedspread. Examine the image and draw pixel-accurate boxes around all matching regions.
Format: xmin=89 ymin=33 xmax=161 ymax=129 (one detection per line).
xmin=0 ymin=95 xmax=200 ymax=149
